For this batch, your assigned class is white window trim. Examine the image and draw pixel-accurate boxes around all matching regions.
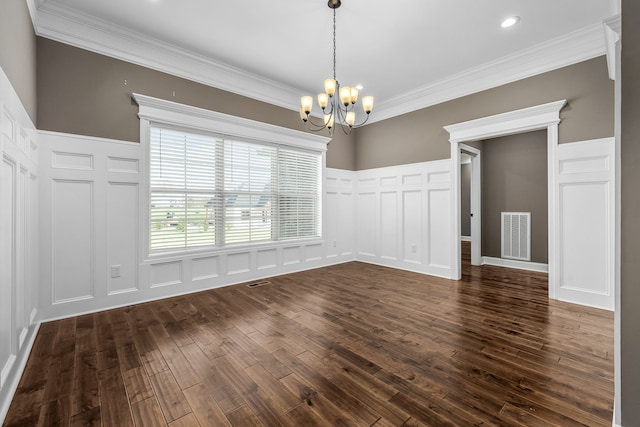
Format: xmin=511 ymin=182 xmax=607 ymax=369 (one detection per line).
xmin=133 ymin=93 xmax=330 ymax=262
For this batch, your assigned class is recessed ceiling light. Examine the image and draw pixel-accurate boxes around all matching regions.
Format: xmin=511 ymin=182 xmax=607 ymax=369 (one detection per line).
xmin=501 ymin=16 xmax=520 ymax=28
xmin=355 ymin=84 xmax=364 ymax=90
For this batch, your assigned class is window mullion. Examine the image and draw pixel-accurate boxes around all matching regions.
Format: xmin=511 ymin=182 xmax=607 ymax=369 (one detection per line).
xmin=215 ymin=138 xmax=225 ymax=246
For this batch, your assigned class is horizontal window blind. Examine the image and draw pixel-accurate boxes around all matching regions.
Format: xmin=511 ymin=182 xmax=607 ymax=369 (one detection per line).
xmin=149 ymin=126 xmax=321 ymax=252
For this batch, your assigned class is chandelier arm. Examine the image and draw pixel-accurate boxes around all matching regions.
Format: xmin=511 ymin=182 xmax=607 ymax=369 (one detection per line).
xmin=304 ymin=115 xmax=331 ymax=131
xmin=337 ymin=122 xmax=353 ymax=135
xmin=352 ymin=112 xmax=372 ymax=128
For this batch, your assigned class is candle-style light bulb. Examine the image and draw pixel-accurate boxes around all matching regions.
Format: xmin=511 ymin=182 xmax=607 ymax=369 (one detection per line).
xmin=301 ymin=96 xmax=313 ymax=114
xmin=318 ymin=93 xmax=329 ymax=109
xmin=339 ymin=87 xmax=351 ymax=107
xmin=362 ymin=96 xmax=374 ymax=114
xmin=324 ymin=79 xmax=337 ymax=96
xmin=345 ymin=111 xmax=356 ymax=126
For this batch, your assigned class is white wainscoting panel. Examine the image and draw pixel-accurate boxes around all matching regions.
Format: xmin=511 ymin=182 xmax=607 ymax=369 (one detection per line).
xmin=51 ymin=179 xmax=94 ymax=303
xmin=227 ymin=252 xmax=251 ymax=275
xmin=107 ymin=182 xmax=139 ymax=295
xmin=357 ymin=192 xmax=377 ymax=257
xmin=257 ymin=249 xmax=277 ymax=270
xmin=402 ymin=190 xmax=421 ymax=263
xmin=39 ymin=131 xmax=142 ymax=319
xmin=192 ymin=255 xmax=220 ymax=281
xmin=553 ymin=138 xmax=615 ymax=310
xmin=0 ymin=67 xmax=40 ymax=424
xmin=356 ymin=160 xmax=453 ymax=278
xmin=38 ymin=135 xmax=357 ymax=322
xmin=324 ymin=171 xmax=355 ymax=259
xmin=283 ymin=246 xmax=301 ymax=266
xmin=380 ymin=191 xmax=399 ymax=260
xmin=150 ymin=261 xmax=183 ymax=288
xmin=0 ymin=156 xmax=15 ymax=386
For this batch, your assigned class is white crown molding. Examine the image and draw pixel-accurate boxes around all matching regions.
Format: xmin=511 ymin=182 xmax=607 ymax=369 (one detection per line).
xmin=32 ymin=1 xmax=304 ymax=112
xmin=603 ymin=14 xmax=622 ymax=80
xmin=610 ymin=0 xmax=621 ymax=15
xmin=370 ymin=23 xmax=605 ymax=125
xmin=32 ymin=1 xmax=606 ymax=125
xmin=25 ymin=0 xmax=39 ymax=29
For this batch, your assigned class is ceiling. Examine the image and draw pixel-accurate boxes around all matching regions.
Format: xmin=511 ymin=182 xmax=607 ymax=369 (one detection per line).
xmin=30 ymin=0 xmax=615 ymax=123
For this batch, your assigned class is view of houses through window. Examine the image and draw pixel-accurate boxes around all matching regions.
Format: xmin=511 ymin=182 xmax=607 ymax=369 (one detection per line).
xmin=149 ymin=126 xmax=321 ymax=251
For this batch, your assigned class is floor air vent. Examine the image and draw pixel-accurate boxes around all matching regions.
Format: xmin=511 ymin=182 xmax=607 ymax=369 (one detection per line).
xmin=247 ymin=281 xmax=271 ymax=288
xmin=501 ymin=212 xmax=531 ymax=261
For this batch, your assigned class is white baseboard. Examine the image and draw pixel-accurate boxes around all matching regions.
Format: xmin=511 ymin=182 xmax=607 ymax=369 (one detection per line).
xmin=460 ymin=235 xmax=471 ymax=242
xmin=481 ymin=256 xmax=549 ymax=273
xmin=0 ymin=322 xmax=41 ymax=425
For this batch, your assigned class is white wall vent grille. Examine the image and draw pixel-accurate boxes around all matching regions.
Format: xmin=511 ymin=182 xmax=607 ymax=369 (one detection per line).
xmin=501 ymin=212 xmax=531 ymax=261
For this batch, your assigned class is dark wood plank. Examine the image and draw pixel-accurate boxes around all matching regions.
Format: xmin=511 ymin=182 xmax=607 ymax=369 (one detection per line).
xmin=130 ymin=397 xmax=167 ymax=426
xmin=148 ymin=370 xmax=192 ymax=423
xmin=182 ymin=383 xmax=231 ymax=427
xmin=97 ymin=366 xmax=134 ymax=426
xmin=5 ymin=252 xmax=614 ymax=426
xmin=122 ymin=366 xmax=155 ymax=404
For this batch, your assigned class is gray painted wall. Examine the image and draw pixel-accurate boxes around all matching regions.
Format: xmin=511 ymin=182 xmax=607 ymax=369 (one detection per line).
xmin=355 ymin=57 xmax=614 ymax=170
xmin=621 ymin=1 xmax=640 ymax=424
xmin=0 ymin=0 xmax=37 ymax=123
xmin=36 ymin=38 xmax=357 ymax=170
xmin=481 ymin=131 xmax=548 ymax=264
xmin=461 ymin=163 xmax=471 ymax=237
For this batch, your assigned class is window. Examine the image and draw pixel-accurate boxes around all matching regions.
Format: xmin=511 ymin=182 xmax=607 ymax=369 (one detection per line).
xmin=149 ymin=125 xmax=321 ymax=252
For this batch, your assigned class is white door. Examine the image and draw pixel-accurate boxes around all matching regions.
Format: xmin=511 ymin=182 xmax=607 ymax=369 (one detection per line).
xmin=552 ymin=138 xmax=615 ymax=310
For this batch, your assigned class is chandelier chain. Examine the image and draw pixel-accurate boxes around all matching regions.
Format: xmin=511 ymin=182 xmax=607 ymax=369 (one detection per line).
xmin=333 ymin=7 xmax=337 ymax=81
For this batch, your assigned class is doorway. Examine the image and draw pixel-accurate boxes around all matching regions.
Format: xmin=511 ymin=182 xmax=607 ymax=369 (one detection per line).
xmin=459 ymin=144 xmax=481 ymax=269
xmin=444 ymin=100 xmax=566 ymax=294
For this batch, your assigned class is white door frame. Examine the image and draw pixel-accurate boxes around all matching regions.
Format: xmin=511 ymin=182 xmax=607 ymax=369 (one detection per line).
xmin=459 ymin=144 xmax=481 ymax=266
xmin=444 ymin=100 xmax=566 ymax=299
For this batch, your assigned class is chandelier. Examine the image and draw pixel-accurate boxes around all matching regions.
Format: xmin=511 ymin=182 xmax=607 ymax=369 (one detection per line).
xmin=299 ymin=0 xmax=374 ymax=135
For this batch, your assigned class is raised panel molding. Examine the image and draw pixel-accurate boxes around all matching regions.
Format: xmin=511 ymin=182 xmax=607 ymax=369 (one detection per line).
xmin=257 ymin=249 xmax=277 ymax=270
xmin=192 ymin=256 xmax=220 ymax=280
xmin=36 ymin=134 xmax=461 ymax=330
xmin=559 ymin=156 xmax=609 ymax=175
xmin=427 ymin=189 xmax=451 ymax=269
xmin=107 ymin=156 xmax=139 ymax=174
xmin=305 ymin=244 xmax=323 ymax=262
xmin=52 ymin=151 xmax=93 ymax=170
xmin=0 ymin=157 xmax=16 ymax=388
xmin=402 ymin=190 xmax=421 ymax=263
xmin=2 ymin=109 xmax=15 ymax=144
xmin=380 ymin=191 xmax=398 ymax=261
xmin=227 ymin=252 xmax=251 ymax=275
xmin=357 ymin=192 xmax=377 ymax=257
xmin=107 ymin=182 xmax=139 ymax=295
xmin=559 ymin=182 xmax=610 ymax=294
xmin=0 ymin=67 xmax=40 ymax=424
xmin=554 ymin=138 xmax=615 ymax=310
xmin=51 ymin=179 xmax=94 ymax=303
xmin=283 ymin=246 xmax=301 ymax=266
xmin=356 ymin=161 xmax=453 ymax=278
xmin=150 ymin=261 xmax=183 ymax=288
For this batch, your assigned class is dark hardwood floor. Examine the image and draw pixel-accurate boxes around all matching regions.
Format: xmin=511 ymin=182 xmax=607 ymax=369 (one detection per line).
xmin=4 ymin=243 xmax=614 ymax=426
